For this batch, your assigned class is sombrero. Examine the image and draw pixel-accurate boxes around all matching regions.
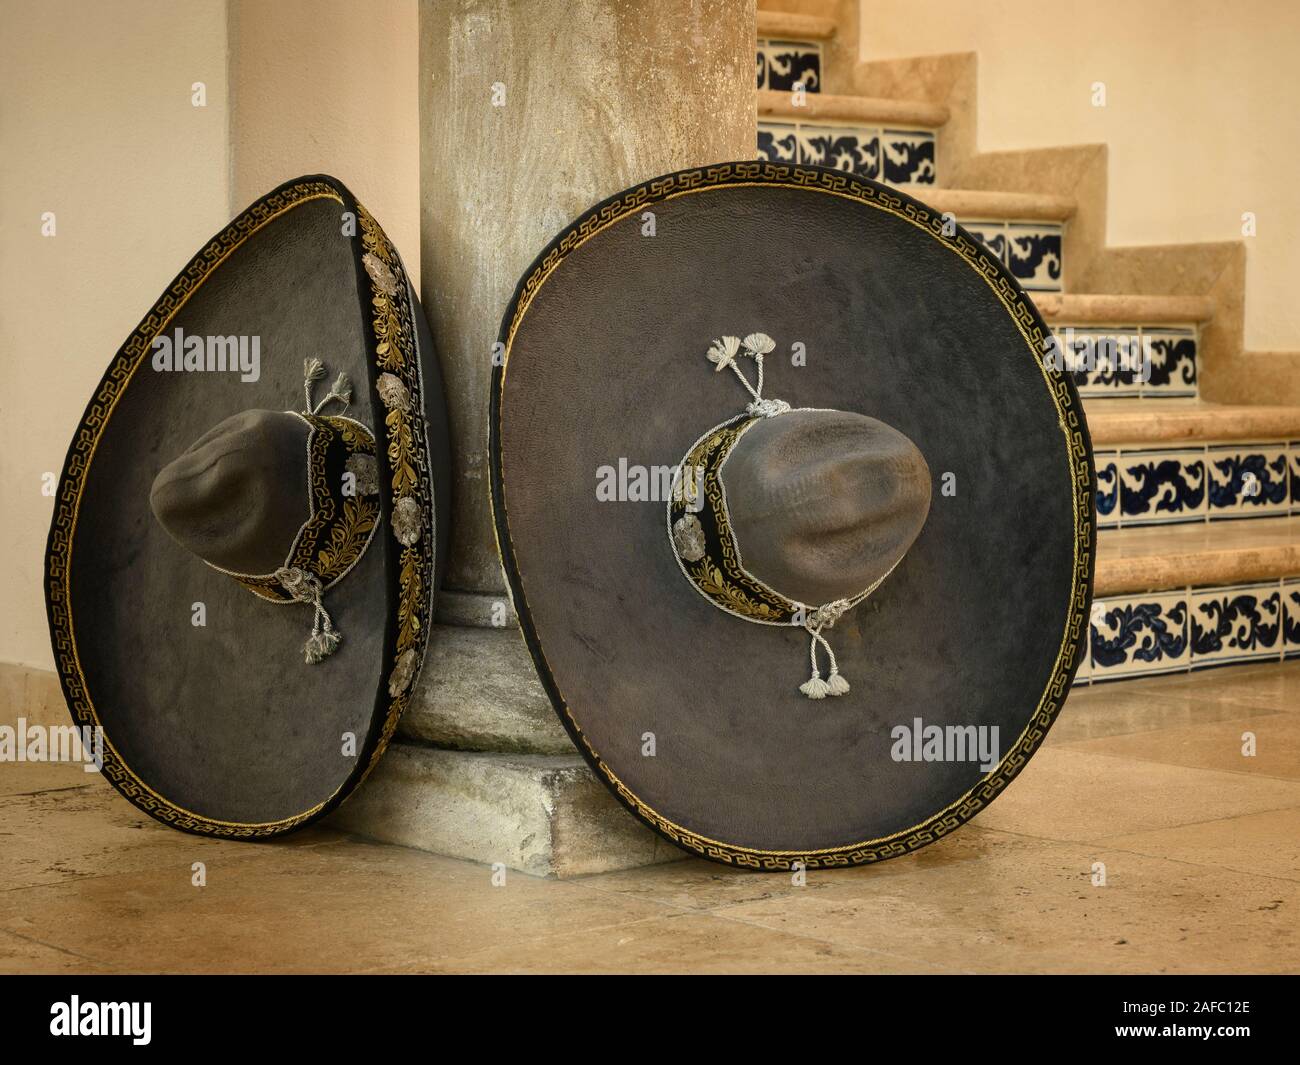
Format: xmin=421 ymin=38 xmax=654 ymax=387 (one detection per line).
xmin=45 ymin=175 xmax=449 ymax=837
xmin=491 ymin=162 xmax=1094 ymax=870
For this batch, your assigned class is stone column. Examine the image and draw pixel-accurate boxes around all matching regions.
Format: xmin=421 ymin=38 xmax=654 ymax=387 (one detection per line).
xmin=421 ymin=0 xmax=756 ymax=594
xmin=334 ymin=0 xmax=756 ymax=876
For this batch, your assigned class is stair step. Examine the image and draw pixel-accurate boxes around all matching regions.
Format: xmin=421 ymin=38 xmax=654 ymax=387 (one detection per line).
xmin=1085 ymin=524 xmax=1300 ymax=683
xmin=926 ymin=188 xmax=1075 ymax=222
xmin=757 ymin=11 xmax=836 ymax=40
xmin=1036 ymin=293 xmax=1213 ymax=325
xmin=758 ymin=89 xmax=948 ymax=128
xmin=1096 ymin=516 xmax=1300 ymax=597
xmin=1089 ymin=400 xmax=1300 ymax=446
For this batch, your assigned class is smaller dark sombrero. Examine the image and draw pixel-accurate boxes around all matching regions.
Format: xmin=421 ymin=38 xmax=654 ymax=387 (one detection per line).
xmin=492 ymin=162 xmax=1095 ymax=870
xmin=45 ymin=175 xmax=449 ymax=837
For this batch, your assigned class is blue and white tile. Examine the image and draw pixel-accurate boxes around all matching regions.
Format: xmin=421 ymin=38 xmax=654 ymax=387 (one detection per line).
xmin=880 ymin=129 xmax=936 ymax=185
xmin=1006 ymin=224 xmax=1063 ymax=292
xmin=1289 ymin=441 xmax=1300 ymax=512
xmin=1060 ymin=329 xmax=1143 ymax=396
xmin=1095 ymin=450 xmax=1120 ymax=528
xmin=757 ymin=122 xmax=798 ymax=164
xmin=758 ymin=40 xmax=822 ymax=93
xmin=1140 ymin=328 xmax=1198 ymax=397
xmin=961 ymin=221 xmax=1007 ymax=268
xmin=1284 ymin=580 xmax=1300 ymax=658
xmin=1205 ymin=444 xmax=1290 ymax=518
xmin=1088 ymin=593 xmax=1191 ymax=680
xmin=1190 ymin=583 xmax=1284 ymax=668
xmin=797 ymin=125 xmax=878 ymax=177
xmin=1116 ymin=448 xmax=1206 ymax=526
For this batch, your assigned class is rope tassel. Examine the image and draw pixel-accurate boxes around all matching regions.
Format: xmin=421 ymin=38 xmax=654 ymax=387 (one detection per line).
xmin=799 ymin=600 xmax=852 ymax=700
xmin=276 ymin=566 xmax=342 ymax=663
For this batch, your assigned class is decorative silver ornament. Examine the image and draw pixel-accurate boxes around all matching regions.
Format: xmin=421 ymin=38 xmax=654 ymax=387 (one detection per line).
xmin=363 ymin=251 xmax=399 ymax=297
xmin=392 ymin=496 xmax=423 ymax=546
xmin=672 ymin=513 xmax=706 ymax=562
xmin=388 ymin=648 xmax=417 ymax=697
xmin=376 ymin=372 xmax=411 ymax=412
xmin=345 ymin=453 xmax=380 ymax=496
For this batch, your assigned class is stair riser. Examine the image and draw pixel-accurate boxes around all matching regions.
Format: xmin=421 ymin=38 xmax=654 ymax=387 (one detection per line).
xmin=1080 ymin=580 xmax=1300 ymax=684
xmin=1061 ymin=325 xmax=1198 ymax=399
xmin=965 ymin=220 xmax=1063 ymax=293
xmin=757 ymin=39 xmax=822 ymax=93
xmin=1096 ymin=443 xmax=1300 ymax=529
xmin=758 ymin=121 xmax=937 ymax=186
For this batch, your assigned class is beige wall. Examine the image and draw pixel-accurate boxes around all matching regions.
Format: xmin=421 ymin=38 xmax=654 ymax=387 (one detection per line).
xmin=860 ymin=0 xmax=1300 ymax=353
xmin=0 ymin=0 xmax=419 ymax=670
xmin=0 ymin=0 xmax=232 ymax=669
xmin=230 ymin=0 xmax=420 ymax=279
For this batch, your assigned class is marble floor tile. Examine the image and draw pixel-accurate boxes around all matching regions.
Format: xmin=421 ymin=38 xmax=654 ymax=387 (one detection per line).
xmin=390 ymin=911 xmax=947 ymax=975
xmin=1049 ymin=679 xmax=1290 ymax=746
xmin=0 ymin=838 xmax=678 ymax=974
xmin=1062 ymin=712 xmax=1300 ymax=780
xmin=711 ymin=837 xmax=1300 ymax=973
xmin=973 ymin=747 xmax=1300 ymax=841
xmin=1098 ymin=807 xmax=1300 ymax=882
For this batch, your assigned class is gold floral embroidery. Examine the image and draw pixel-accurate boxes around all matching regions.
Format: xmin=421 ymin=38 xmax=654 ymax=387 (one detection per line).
xmin=316 ymin=497 xmax=379 ymax=579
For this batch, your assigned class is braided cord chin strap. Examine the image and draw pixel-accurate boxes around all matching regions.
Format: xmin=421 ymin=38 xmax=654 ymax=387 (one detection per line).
xmin=274 ymin=566 xmax=340 ymax=664
xmin=675 ymin=332 xmax=886 ymax=700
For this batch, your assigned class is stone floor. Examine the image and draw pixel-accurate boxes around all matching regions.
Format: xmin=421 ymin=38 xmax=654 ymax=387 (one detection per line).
xmin=2 ymin=662 xmax=1298 ymax=974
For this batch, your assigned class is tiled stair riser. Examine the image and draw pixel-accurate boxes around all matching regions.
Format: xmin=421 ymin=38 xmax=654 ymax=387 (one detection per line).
xmin=1096 ymin=441 xmax=1299 ymax=529
xmin=758 ymin=121 xmax=937 ymax=186
xmin=964 ymin=220 xmax=1063 ymax=293
xmin=1058 ymin=326 xmax=1198 ymax=399
xmin=756 ymin=39 xmax=822 ymax=93
xmin=1078 ymin=579 xmax=1300 ymax=683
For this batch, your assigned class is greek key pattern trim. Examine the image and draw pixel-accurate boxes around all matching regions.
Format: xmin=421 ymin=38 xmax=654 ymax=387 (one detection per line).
xmin=497 ymin=161 xmax=1094 ymax=869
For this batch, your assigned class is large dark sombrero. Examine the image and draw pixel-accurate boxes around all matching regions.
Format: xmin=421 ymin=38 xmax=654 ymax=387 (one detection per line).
xmin=45 ymin=175 xmax=449 ymax=837
xmin=492 ymin=162 xmax=1094 ymax=870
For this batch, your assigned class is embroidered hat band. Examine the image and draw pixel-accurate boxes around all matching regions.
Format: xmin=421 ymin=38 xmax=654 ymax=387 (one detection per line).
xmin=153 ymin=359 xmax=382 ymax=664
xmin=668 ymin=333 xmax=928 ymax=699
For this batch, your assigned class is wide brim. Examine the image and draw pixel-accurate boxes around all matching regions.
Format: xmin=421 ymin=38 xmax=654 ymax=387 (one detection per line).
xmin=492 ymin=162 xmax=1095 ymax=870
xmin=45 ymin=175 xmax=449 ymax=837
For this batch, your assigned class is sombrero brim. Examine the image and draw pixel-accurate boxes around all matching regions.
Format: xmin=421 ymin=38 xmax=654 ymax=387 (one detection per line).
xmin=45 ymin=175 xmax=449 ymax=837
xmin=491 ymin=162 xmax=1094 ymax=870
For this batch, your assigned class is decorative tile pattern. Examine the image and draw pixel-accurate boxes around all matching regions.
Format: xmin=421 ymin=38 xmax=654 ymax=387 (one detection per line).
xmin=756 ymin=40 xmax=822 ymax=93
xmin=1054 ymin=323 xmax=1199 ymax=399
xmin=1088 ymin=594 xmax=1190 ymax=679
xmin=880 ymin=129 xmax=936 ymax=185
xmin=756 ymin=122 xmax=797 ymax=164
xmin=1093 ymin=443 xmax=1300 ymax=527
xmin=1058 ymin=328 xmax=1142 ymax=396
xmin=1206 ymin=444 xmax=1290 ymax=518
xmin=757 ymin=121 xmax=934 ymax=185
xmin=1006 ymin=223 xmax=1064 ymax=291
xmin=1189 ymin=583 xmax=1284 ymax=667
xmin=1081 ymin=580 xmax=1299 ymax=683
xmin=963 ymin=220 xmax=1064 ymax=293
xmin=1141 ymin=328 xmax=1198 ymax=396
xmin=1289 ymin=442 xmax=1300 ymax=511
xmin=1095 ymin=450 xmax=1120 ymax=528
xmin=797 ymin=125 xmax=878 ymax=177
xmin=1117 ymin=448 xmax=1206 ymax=526
xmin=1285 ymin=580 xmax=1300 ymax=658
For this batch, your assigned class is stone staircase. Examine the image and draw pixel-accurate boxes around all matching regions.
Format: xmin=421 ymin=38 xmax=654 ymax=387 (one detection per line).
xmin=755 ymin=0 xmax=1300 ymax=683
